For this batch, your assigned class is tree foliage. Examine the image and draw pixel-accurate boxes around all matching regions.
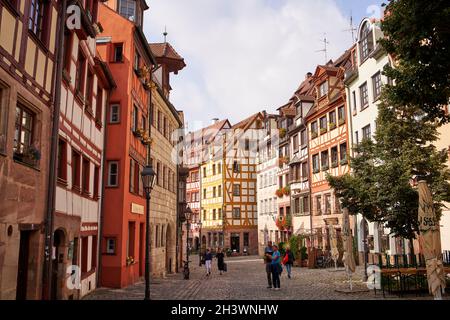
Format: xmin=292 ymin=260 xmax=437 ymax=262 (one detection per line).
xmin=327 ymin=0 xmax=450 ymax=240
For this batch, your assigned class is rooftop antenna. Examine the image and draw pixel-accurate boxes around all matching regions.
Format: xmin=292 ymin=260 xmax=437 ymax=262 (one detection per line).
xmin=163 ymin=26 xmax=168 ymax=43
xmin=343 ymin=12 xmax=357 ymax=43
xmin=315 ymin=33 xmax=329 ymax=63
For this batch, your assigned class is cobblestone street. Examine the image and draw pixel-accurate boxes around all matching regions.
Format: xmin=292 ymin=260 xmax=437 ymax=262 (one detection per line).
xmin=84 ymin=256 xmax=448 ymax=300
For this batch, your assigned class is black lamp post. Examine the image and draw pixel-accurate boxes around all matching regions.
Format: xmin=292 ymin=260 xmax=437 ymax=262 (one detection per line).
xmin=184 ymin=206 xmax=193 ymax=279
xmin=141 ymin=165 xmax=156 ymax=300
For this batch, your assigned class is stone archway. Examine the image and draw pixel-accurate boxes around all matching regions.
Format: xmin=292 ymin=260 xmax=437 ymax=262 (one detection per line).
xmin=51 ymin=228 xmax=67 ymax=300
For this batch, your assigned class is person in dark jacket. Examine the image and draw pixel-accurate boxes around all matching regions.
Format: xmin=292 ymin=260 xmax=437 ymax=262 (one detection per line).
xmin=204 ymin=248 xmax=213 ymax=276
xmin=264 ymin=241 xmax=273 ymax=288
xmin=283 ymin=247 xmax=295 ymax=279
xmin=216 ymin=247 xmax=225 ymax=275
xmin=271 ymin=245 xmax=282 ymax=290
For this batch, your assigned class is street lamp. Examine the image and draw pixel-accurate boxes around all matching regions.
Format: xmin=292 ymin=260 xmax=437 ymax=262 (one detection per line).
xmin=141 ymin=165 xmax=156 ymax=301
xmin=198 ymin=220 xmax=203 ymax=266
xmin=184 ymin=206 xmax=193 ymax=279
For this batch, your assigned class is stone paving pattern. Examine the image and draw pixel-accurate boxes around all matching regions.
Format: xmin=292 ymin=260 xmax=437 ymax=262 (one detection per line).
xmin=84 ymin=256 xmax=449 ymax=300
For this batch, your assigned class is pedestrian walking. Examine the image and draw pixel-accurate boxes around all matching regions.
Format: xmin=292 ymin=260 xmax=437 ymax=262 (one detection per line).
xmin=264 ymin=241 xmax=274 ymax=288
xmin=283 ymin=247 xmax=295 ymax=279
xmin=271 ymin=245 xmax=282 ymax=290
xmin=216 ymin=247 xmax=225 ymax=275
xmin=204 ymin=248 xmax=213 ymax=276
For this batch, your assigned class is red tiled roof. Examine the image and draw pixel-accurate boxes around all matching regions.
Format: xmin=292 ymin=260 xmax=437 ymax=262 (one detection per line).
xmin=149 ymin=42 xmax=184 ymax=61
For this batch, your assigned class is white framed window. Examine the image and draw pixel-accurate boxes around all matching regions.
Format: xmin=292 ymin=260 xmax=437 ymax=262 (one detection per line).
xmin=110 ymin=104 xmax=120 ymax=123
xmin=106 ymin=237 xmax=117 ymax=254
xmin=107 ymin=161 xmax=119 ymax=186
xmin=118 ymin=0 xmax=136 ymax=20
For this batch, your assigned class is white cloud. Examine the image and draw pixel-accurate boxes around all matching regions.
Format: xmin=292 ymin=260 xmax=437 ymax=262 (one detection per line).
xmin=144 ymin=0 xmax=352 ymax=127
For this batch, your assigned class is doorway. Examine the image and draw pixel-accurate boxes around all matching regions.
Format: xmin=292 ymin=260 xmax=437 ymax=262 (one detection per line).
xmin=51 ymin=229 xmax=66 ymax=300
xmin=16 ymin=230 xmax=31 ymax=300
xmin=231 ymin=233 xmax=240 ymax=253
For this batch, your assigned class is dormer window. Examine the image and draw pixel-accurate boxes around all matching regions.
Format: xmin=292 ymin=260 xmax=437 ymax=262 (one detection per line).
xmin=119 ymin=0 xmax=136 ymax=21
xmin=359 ymin=21 xmax=374 ymax=62
xmin=318 ymin=81 xmax=328 ymax=98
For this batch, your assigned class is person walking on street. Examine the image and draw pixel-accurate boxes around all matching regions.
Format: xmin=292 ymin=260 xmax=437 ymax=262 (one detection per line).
xmin=264 ymin=241 xmax=274 ymax=288
xmin=205 ymin=248 xmax=213 ymax=276
xmin=283 ymin=247 xmax=295 ymax=279
xmin=271 ymin=245 xmax=282 ymax=290
xmin=216 ymin=247 xmax=225 ymax=275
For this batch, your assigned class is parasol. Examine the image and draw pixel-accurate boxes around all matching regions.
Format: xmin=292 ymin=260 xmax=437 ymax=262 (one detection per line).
xmin=329 ymin=225 xmax=340 ymax=270
xmin=418 ymin=181 xmax=446 ymax=300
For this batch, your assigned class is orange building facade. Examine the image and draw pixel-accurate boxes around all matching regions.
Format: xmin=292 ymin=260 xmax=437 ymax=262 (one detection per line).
xmin=97 ymin=1 xmax=155 ymax=288
xmin=306 ymin=48 xmax=355 ymax=251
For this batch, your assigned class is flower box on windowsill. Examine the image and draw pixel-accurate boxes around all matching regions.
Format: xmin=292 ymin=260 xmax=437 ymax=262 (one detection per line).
xmin=320 ymin=128 xmax=327 ymax=135
xmin=321 ymin=165 xmax=329 ymax=171
xmin=331 ymin=161 xmax=338 ymax=168
xmin=13 ymin=152 xmax=38 ymax=168
xmin=338 ymin=119 xmax=346 ymax=126
xmin=313 ymin=168 xmax=320 ymax=174
xmin=311 ymin=132 xmax=318 ymax=139
xmin=329 ymin=123 xmax=336 ymax=130
xmin=340 ymin=159 xmax=348 ymax=165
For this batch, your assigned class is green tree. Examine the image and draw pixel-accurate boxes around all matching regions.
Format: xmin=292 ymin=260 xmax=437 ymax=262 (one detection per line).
xmin=327 ymin=0 xmax=450 ymax=251
xmin=380 ymin=0 xmax=450 ymax=124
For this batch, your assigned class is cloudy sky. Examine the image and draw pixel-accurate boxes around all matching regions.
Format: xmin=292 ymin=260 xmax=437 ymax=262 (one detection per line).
xmin=143 ymin=0 xmax=384 ymax=131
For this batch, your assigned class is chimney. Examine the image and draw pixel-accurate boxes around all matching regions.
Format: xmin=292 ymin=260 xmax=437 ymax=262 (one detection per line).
xmin=306 ymin=72 xmax=312 ymax=79
xmin=211 ymin=118 xmax=219 ymax=124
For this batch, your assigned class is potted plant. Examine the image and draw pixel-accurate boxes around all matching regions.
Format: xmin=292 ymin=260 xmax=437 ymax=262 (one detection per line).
xmin=279 ymin=128 xmax=287 ymax=139
xmin=300 ymin=246 xmax=308 ymax=267
xmin=276 ymin=188 xmax=284 ymax=198
xmin=126 ymin=256 xmax=135 ymax=266
xmin=134 ymin=128 xmax=145 ymax=138
xmin=283 ymin=186 xmax=290 ymax=196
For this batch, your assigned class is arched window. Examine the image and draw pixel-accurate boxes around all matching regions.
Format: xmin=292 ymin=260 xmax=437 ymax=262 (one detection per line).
xmin=359 ymin=21 xmax=374 ymax=62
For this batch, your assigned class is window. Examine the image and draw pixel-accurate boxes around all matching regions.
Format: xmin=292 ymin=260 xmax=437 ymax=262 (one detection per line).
xmin=75 ymin=49 xmax=86 ymax=95
xmin=331 ymin=146 xmax=338 ymax=167
xmin=302 ymin=196 xmax=309 ymax=214
xmin=203 ymin=188 xmax=207 ymax=199
xmin=95 ymin=86 xmax=103 ymax=124
xmin=85 ymin=69 xmax=94 ymax=110
xmin=212 ymin=164 xmax=216 ymax=175
xmin=163 ymin=165 xmax=167 ymax=189
xmin=203 ymin=167 xmax=207 ymax=178
xmin=311 ymin=121 xmax=318 ymax=135
xmin=372 ymin=72 xmax=382 ymax=100
xmin=232 ymin=208 xmax=241 ymax=219
xmin=119 ymin=0 xmax=136 ymax=20
xmin=355 ymin=131 xmax=359 ymax=145
xmin=63 ymin=29 xmax=73 ymax=73
xmin=319 ymin=81 xmax=328 ymax=97
xmin=321 ymin=150 xmax=329 ymax=170
xmin=81 ymin=237 xmax=88 ymax=274
xmin=244 ymin=233 xmax=249 ymax=247
xmin=233 ymin=184 xmax=240 ymax=196
xmin=233 ymin=161 xmax=240 ymax=173
xmin=329 ymin=111 xmax=336 ymax=128
xmin=127 ymin=222 xmax=135 ymax=258
xmin=294 ymin=197 xmax=300 ymax=214
xmin=106 ymin=238 xmax=116 ymax=254
xmin=113 ymin=43 xmax=123 ymax=62
xmin=134 ymin=51 xmax=140 ymax=71
xmin=109 ymin=104 xmax=120 ymax=123
xmin=107 ymin=161 xmax=119 ymax=187
xmin=352 ymin=91 xmax=357 ymax=113
xmin=82 ymin=157 xmax=90 ymax=195
xmin=213 ymin=186 xmax=216 ymax=198
xmin=93 ymin=166 xmax=100 ymax=199
xmin=163 ymin=116 xmax=167 ymax=138
xmin=359 ymin=22 xmax=374 ymax=62
xmin=29 ymin=0 xmax=48 ymax=43
xmin=218 ymin=208 xmax=222 ymax=220
xmin=301 ymin=162 xmax=308 ymax=180
xmin=157 ymin=110 xmax=162 ymax=132
xmin=218 ymin=185 xmax=222 ymax=197
xmin=57 ymin=139 xmax=67 ymax=181
xmin=300 ymin=129 xmax=307 ymax=146
xmin=72 ymin=150 xmax=81 ymax=191
xmin=338 ymin=106 xmax=345 ymax=123
xmin=316 ymin=196 xmax=322 ymax=215
xmin=245 ymin=138 xmax=250 ymax=151
xmin=129 ymin=159 xmax=135 ymax=193
xmin=362 ymin=124 xmax=371 ymax=141
xmin=218 ymin=162 xmax=222 ymax=174
xmin=324 ymin=194 xmax=331 ymax=214
xmin=360 ymin=82 xmax=369 ymax=109
xmin=132 ymin=105 xmax=138 ymax=132
xmin=279 ymin=175 xmax=283 ymax=189
xmin=293 ymin=134 xmax=299 ymax=152
xmin=155 ymin=225 xmax=159 ymax=248
xmin=319 ymin=116 xmax=327 ymax=133
xmin=340 ymin=142 xmax=348 ymax=162
xmin=312 ymin=154 xmax=319 ymax=173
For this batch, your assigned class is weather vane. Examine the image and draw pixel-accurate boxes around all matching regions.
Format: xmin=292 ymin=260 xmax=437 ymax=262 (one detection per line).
xmin=163 ymin=26 xmax=168 ymax=43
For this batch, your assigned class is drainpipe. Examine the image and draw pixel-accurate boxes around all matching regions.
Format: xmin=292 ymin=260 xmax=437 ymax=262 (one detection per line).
xmin=42 ymin=0 xmax=67 ymax=300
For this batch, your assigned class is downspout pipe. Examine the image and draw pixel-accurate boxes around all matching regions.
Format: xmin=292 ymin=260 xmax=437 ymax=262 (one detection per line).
xmin=42 ymin=0 xmax=67 ymax=300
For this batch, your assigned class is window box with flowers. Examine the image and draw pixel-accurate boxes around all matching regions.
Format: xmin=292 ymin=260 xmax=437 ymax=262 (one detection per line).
xmin=320 ymin=128 xmax=327 ymax=135
xmin=340 ymin=158 xmax=348 ymax=165
xmin=329 ymin=122 xmax=336 ymax=130
xmin=126 ymin=256 xmax=135 ymax=266
xmin=311 ymin=131 xmax=318 ymax=139
xmin=283 ymin=186 xmax=290 ymax=196
xmin=141 ymin=134 xmax=152 ymax=146
xmin=338 ymin=118 xmax=346 ymax=126
xmin=136 ymin=65 xmax=150 ymax=79
xmin=321 ymin=164 xmax=329 ymax=171
xmin=13 ymin=146 xmax=41 ymax=168
xmin=275 ymin=188 xmax=284 ymax=198
xmin=331 ymin=161 xmax=338 ymax=168
xmin=133 ymin=128 xmax=145 ymax=138
xmin=279 ymin=128 xmax=287 ymax=139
